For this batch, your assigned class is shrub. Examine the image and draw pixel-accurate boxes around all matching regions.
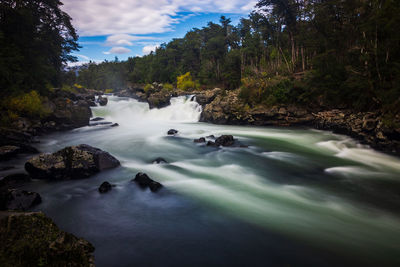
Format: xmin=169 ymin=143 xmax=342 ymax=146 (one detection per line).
xmin=144 ymin=84 xmax=153 ymax=93
xmin=163 ymin=83 xmax=174 ymax=91
xmin=104 ymin=89 xmax=113 ymax=94
xmin=177 ymin=72 xmax=200 ymax=91
xmin=6 ymin=91 xmax=50 ymax=118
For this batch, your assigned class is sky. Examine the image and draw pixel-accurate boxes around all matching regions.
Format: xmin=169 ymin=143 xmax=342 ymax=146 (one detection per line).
xmin=61 ymin=0 xmax=258 ymax=66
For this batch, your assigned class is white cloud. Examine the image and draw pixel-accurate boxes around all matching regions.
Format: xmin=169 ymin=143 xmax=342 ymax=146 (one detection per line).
xmin=103 ymin=47 xmax=132 ymax=55
xmin=62 ymin=0 xmax=255 ymax=36
xmin=104 ymin=34 xmax=159 ymax=47
xmin=67 ymin=60 xmax=103 ymax=67
xmin=142 ymin=44 xmax=160 ymax=55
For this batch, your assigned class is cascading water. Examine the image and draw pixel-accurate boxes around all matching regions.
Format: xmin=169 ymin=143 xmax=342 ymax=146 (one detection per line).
xmin=9 ymin=95 xmax=400 ymax=266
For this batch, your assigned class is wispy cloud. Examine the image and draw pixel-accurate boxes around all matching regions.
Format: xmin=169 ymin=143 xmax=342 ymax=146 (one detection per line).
xmin=77 ymin=54 xmax=90 ymax=60
xmin=104 ymin=34 xmax=159 ymax=47
xmin=103 ymin=47 xmax=132 ymax=55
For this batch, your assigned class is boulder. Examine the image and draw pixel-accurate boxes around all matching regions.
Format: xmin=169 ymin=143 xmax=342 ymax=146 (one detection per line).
xmin=89 ymin=121 xmax=113 ymax=127
xmin=47 ymin=98 xmax=91 ymax=129
xmin=25 ymin=144 xmax=120 ymax=180
xmin=0 ymin=212 xmax=95 ymax=266
xmin=110 ymin=123 xmax=119 ymax=127
xmin=98 ymin=181 xmax=113 ymax=193
xmin=194 ymin=137 xmax=206 ymax=143
xmin=98 ymin=96 xmax=108 ymax=106
xmin=167 ymin=129 xmax=178 ymax=135
xmin=0 ymin=173 xmax=31 ymax=189
xmin=132 ymin=173 xmax=162 ymax=192
xmin=207 ymin=135 xmax=235 ymax=147
xmin=152 ymin=157 xmax=168 ymax=164
xmin=0 ymin=189 xmax=41 ymax=211
xmin=147 ymin=92 xmax=171 ymax=109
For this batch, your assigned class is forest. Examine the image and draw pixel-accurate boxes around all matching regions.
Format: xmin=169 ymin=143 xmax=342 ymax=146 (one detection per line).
xmin=1 ymin=0 xmax=400 ymax=120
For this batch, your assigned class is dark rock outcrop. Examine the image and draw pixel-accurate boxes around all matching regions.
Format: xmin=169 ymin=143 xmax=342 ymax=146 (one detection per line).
xmin=90 ymin=117 xmax=104 ymax=122
xmin=0 ymin=146 xmax=20 ymax=161
xmin=0 ymin=189 xmax=41 ymax=211
xmin=98 ymin=181 xmax=113 ymax=193
xmin=132 ymin=172 xmax=162 ymax=192
xmin=110 ymin=123 xmax=119 ymax=127
xmin=0 ymin=212 xmax=95 ymax=266
xmin=152 ymin=157 xmax=168 ymax=164
xmin=147 ymin=91 xmax=171 ymax=109
xmin=167 ymin=129 xmax=178 ymax=135
xmin=25 ymin=144 xmax=120 ymax=180
xmin=207 ymin=135 xmax=235 ymax=147
xmin=46 ymin=98 xmax=92 ymax=130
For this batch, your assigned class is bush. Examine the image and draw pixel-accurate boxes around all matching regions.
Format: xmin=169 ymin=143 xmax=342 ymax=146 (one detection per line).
xmin=144 ymin=84 xmax=153 ymax=93
xmin=177 ymin=72 xmax=200 ymax=91
xmin=104 ymin=89 xmax=113 ymax=94
xmin=6 ymin=91 xmax=50 ymax=119
xmin=163 ymin=83 xmax=174 ymax=91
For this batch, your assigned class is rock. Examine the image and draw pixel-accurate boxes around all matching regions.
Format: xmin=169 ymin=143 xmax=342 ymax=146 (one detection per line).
xmin=0 ymin=146 xmax=20 ymax=161
xmin=0 ymin=189 xmax=41 ymax=211
xmin=47 ymin=98 xmax=91 ymax=129
xmin=195 ymin=88 xmax=221 ymax=106
xmin=0 ymin=166 xmax=14 ymax=171
xmin=87 ymin=100 xmax=97 ymax=107
xmin=215 ymin=135 xmax=235 ymax=147
xmin=89 ymin=121 xmax=113 ymax=126
xmin=0 ymin=212 xmax=95 ymax=266
xmin=0 ymin=173 xmax=31 ymax=189
xmin=98 ymin=181 xmax=113 ymax=193
xmin=90 ymin=117 xmax=104 ymax=122
xmin=132 ymin=173 xmax=162 ymax=192
xmin=147 ymin=92 xmax=171 ymax=109
xmin=194 ymin=137 xmax=206 ymax=143
xmin=206 ymin=135 xmax=215 ymax=139
xmin=110 ymin=123 xmax=119 ymax=127
xmin=167 ymin=129 xmax=178 ymax=135
xmin=152 ymin=157 xmax=168 ymax=164
xmin=25 ymin=144 xmax=120 ymax=180
xmin=98 ymin=96 xmax=108 ymax=106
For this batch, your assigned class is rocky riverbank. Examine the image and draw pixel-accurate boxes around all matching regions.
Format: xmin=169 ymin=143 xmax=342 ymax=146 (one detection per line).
xmin=118 ymin=85 xmax=400 ymax=155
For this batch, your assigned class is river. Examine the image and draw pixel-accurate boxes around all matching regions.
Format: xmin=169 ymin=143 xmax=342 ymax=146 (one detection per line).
xmin=9 ymin=95 xmax=400 ymax=266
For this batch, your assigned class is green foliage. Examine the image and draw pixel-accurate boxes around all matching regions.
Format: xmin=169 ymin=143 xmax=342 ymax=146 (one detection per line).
xmin=163 ymin=83 xmax=174 ymax=91
xmin=5 ymin=91 xmax=50 ymax=118
xmin=177 ymin=72 xmax=199 ymax=91
xmin=144 ymin=84 xmax=153 ymax=93
xmin=0 ymin=0 xmax=79 ymax=95
xmin=104 ymin=89 xmax=114 ymax=94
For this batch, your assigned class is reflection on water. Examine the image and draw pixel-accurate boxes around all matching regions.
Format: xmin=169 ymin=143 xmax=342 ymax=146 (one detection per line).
xmin=7 ymin=95 xmax=400 ymax=266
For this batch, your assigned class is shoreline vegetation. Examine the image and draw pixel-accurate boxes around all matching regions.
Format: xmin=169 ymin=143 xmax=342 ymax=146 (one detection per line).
xmin=1 ymin=0 xmax=400 ymax=265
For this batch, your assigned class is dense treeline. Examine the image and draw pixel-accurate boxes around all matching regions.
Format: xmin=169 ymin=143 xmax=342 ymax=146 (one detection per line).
xmin=0 ymin=0 xmax=79 ymax=96
xmin=72 ymin=0 xmax=400 ymax=113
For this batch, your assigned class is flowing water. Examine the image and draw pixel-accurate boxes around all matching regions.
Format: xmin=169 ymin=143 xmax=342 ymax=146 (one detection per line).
xmin=5 ymin=95 xmax=400 ymax=266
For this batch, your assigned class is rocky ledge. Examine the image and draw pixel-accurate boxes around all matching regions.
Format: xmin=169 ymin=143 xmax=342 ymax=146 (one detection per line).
xmin=0 ymin=212 xmax=94 ymax=266
xmin=199 ymin=89 xmax=400 ymax=155
xmin=25 ymin=144 xmax=120 ymax=180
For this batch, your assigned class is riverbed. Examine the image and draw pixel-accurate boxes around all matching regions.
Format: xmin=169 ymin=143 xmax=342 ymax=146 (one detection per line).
xmin=7 ymin=95 xmax=400 ymax=266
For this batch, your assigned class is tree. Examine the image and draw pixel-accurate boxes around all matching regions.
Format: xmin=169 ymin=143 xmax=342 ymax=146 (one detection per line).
xmin=0 ymin=0 xmax=79 ymax=95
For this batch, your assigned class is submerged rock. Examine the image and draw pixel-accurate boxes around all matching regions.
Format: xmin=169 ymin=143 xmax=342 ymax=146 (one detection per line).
xmin=110 ymin=123 xmax=119 ymax=127
xmin=0 ymin=212 xmax=95 ymax=266
xmin=98 ymin=96 xmax=108 ymax=106
xmin=98 ymin=181 xmax=113 ymax=193
xmin=0 ymin=146 xmax=20 ymax=161
xmin=132 ymin=172 xmax=162 ymax=192
xmin=25 ymin=144 xmax=120 ymax=180
xmin=152 ymin=157 xmax=168 ymax=164
xmin=167 ymin=129 xmax=178 ymax=135
xmin=90 ymin=117 xmax=104 ymax=122
xmin=0 ymin=189 xmax=41 ymax=211
xmin=194 ymin=137 xmax=206 ymax=143
xmin=207 ymin=135 xmax=235 ymax=147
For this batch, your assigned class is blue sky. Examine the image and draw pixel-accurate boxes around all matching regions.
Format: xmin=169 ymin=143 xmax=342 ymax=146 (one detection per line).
xmin=61 ymin=1 xmax=257 ymax=65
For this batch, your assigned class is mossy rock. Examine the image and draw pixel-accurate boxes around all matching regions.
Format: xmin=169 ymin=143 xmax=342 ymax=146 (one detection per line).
xmin=0 ymin=212 xmax=94 ymax=266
